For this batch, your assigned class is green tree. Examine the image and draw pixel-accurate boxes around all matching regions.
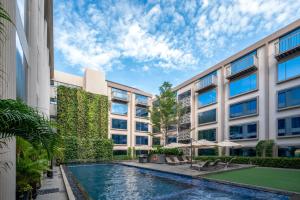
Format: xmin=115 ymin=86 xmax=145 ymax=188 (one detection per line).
xmin=150 ymin=82 xmax=186 ymax=146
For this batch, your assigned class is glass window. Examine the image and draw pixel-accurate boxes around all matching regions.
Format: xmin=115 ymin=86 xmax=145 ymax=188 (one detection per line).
xmin=229 ymin=122 xmax=257 ymax=140
xmin=112 ymin=134 xmax=127 ymax=145
xmin=136 ymin=106 xmax=148 ymax=118
xmin=136 ymin=136 xmax=148 ymax=145
xmin=111 ymin=102 xmax=128 ymax=115
xmin=178 ymin=90 xmax=191 ymax=101
xmin=279 ymin=28 xmax=300 ymax=53
xmin=112 ymin=88 xmax=128 ymax=100
xmin=167 ymin=136 xmax=177 ymax=144
xmin=16 ymin=34 xmax=27 ymax=101
xmin=136 ymin=122 xmax=149 ymax=132
xmin=135 ymin=94 xmax=148 ymax=104
xmin=278 ymin=146 xmax=300 ymax=157
xmin=197 ymin=71 xmax=217 ymax=89
xmin=229 ymin=73 xmax=257 ymax=97
xmin=113 ymin=150 xmax=127 ymax=156
xmin=50 ymin=97 xmax=57 ymax=104
xmin=135 ymin=150 xmax=148 ymax=155
xmin=278 ymin=86 xmax=300 ymax=109
xmin=230 ymin=51 xmax=256 ymax=75
xmin=278 ymin=55 xmax=300 ymax=82
xmin=230 ymin=98 xmax=257 ymax=119
xmin=152 ymin=137 xmax=160 ymax=146
xmin=198 ymin=88 xmax=216 ymax=107
xmin=230 ymin=148 xmax=256 ymax=157
xmin=111 ymin=119 xmax=127 ymax=130
xmin=198 ymin=129 xmax=216 ymax=141
xmin=198 ymin=148 xmax=217 ymax=156
xmin=278 ymin=116 xmax=300 ymax=136
xmin=198 ymin=109 xmax=216 ymax=125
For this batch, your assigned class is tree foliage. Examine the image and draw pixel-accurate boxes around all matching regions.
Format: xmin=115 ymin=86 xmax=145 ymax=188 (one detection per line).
xmin=150 ymin=82 xmax=186 ymax=145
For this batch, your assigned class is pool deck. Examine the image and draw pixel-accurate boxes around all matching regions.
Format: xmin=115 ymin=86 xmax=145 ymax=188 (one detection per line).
xmin=120 ymin=161 xmax=254 ymax=177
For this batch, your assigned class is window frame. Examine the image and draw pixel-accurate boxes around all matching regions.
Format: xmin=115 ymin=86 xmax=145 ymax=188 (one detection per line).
xmin=277 ymin=114 xmax=300 ymax=138
xmin=111 ymin=134 xmax=127 ymax=145
xmin=135 ymin=121 xmax=149 ymax=132
xmin=228 ymin=72 xmax=259 ymax=99
xmin=135 ymin=135 xmax=149 ymax=145
xmin=111 ymin=118 xmax=128 ymax=130
xmin=229 ymin=97 xmax=259 ymax=120
xmin=111 ymin=101 xmax=128 ymax=116
xmin=276 ymin=85 xmax=300 ymax=111
xmin=135 ymin=106 xmax=149 ymax=118
xmin=197 ymin=108 xmax=217 ymax=126
xmin=229 ymin=121 xmax=259 ymax=141
xmin=197 ymin=88 xmax=218 ymax=109
xmin=198 ymin=128 xmax=217 ymax=142
xmin=277 ymin=54 xmax=300 ymax=84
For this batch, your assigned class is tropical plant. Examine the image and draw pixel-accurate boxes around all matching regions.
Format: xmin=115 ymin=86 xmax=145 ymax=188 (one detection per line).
xmin=150 ymin=82 xmax=186 ymax=145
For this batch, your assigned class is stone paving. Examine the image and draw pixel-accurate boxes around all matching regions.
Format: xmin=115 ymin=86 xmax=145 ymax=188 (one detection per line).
xmin=37 ymin=166 xmax=68 ymax=200
xmin=121 ymin=161 xmax=254 ymax=177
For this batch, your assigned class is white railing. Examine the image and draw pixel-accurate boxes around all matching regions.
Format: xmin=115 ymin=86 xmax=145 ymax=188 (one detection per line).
xmin=275 ymin=30 xmax=300 ymax=55
xmin=136 ymin=97 xmax=149 ymax=105
xmin=195 ymin=75 xmax=217 ymax=91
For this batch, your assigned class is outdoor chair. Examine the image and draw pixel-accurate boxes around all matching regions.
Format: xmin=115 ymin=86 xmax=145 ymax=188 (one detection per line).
xmin=165 ymin=157 xmax=179 ymax=165
xmin=180 ymin=156 xmax=190 ymax=163
xmin=208 ymin=159 xmax=221 ymax=167
xmin=172 ymin=156 xmax=186 ymax=164
xmin=190 ymin=160 xmax=210 ymax=171
xmin=224 ymin=157 xmax=236 ymax=168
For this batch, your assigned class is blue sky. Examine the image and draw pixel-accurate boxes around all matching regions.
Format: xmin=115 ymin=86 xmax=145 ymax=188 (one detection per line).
xmin=54 ymin=0 xmax=300 ymax=94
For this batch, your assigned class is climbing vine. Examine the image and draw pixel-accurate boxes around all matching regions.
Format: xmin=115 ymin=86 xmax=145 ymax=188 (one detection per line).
xmin=57 ymin=86 xmax=112 ymax=161
xmin=256 ymin=140 xmax=274 ymax=157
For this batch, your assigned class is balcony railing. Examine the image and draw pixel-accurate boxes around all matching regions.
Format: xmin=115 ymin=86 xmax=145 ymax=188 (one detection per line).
xmin=195 ymin=75 xmax=217 ymax=92
xmin=136 ymin=97 xmax=149 ymax=106
xmin=111 ymin=91 xmax=129 ymax=102
xmin=226 ymin=54 xmax=258 ymax=79
xmin=275 ymin=30 xmax=300 ymax=60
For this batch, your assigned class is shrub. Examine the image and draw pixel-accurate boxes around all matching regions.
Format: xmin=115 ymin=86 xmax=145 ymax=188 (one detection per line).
xmin=256 ymin=140 xmax=274 ymax=157
xmin=194 ymin=156 xmax=300 ymax=169
xmin=150 ymin=147 xmax=183 ymax=156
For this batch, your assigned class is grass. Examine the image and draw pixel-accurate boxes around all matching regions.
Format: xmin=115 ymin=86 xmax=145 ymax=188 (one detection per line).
xmin=205 ymin=167 xmax=300 ymax=193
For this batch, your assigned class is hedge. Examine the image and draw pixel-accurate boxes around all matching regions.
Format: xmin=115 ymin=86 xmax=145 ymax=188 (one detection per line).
xmin=194 ymin=156 xmax=300 ymax=169
xmin=57 ymin=86 xmax=112 ymax=161
xmin=150 ymin=147 xmax=183 ymax=156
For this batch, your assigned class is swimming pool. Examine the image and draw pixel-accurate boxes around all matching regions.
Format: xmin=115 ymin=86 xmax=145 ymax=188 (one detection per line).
xmin=68 ymin=164 xmax=289 ymax=200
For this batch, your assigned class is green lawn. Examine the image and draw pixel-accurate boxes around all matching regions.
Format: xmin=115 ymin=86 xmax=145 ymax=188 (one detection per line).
xmin=205 ymin=167 xmax=300 ymax=193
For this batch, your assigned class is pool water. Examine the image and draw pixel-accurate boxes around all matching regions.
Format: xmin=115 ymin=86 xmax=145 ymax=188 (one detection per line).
xmin=68 ymin=164 xmax=289 ymax=200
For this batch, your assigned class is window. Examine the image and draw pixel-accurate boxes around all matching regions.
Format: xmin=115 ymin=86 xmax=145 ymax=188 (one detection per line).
xmin=230 ymin=98 xmax=257 ymax=119
xmin=50 ymin=97 xmax=57 ymax=104
xmin=111 ymin=119 xmax=127 ymax=130
xmin=136 ymin=136 xmax=148 ymax=145
xmin=278 ymin=86 xmax=300 ymax=109
xmin=135 ymin=150 xmax=148 ymax=155
xmin=278 ymin=55 xmax=300 ymax=82
xmin=230 ymin=51 xmax=256 ymax=75
xmin=136 ymin=122 xmax=149 ymax=132
xmin=229 ymin=122 xmax=257 ymax=140
xmin=198 ymin=88 xmax=216 ymax=107
xmin=197 ymin=71 xmax=217 ymax=89
xmin=278 ymin=115 xmax=300 ymax=137
xmin=278 ymin=146 xmax=300 ymax=157
xmin=152 ymin=137 xmax=161 ymax=146
xmin=113 ymin=150 xmax=127 ymax=156
xmin=198 ymin=148 xmax=217 ymax=156
xmin=111 ymin=102 xmax=128 ymax=115
xmin=198 ymin=129 xmax=216 ymax=141
xmin=198 ymin=109 xmax=216 ymax=125
xmin=135 ymin=94 xmax=148 ymax=104
xmin=136 ymin=106 xmax=148 ymax=118
xmin=229 ymin=73 xmax=257 ymax=97
xmin=230 ymin=148 xmax=256 ymax=157
xmin=167 ymin=136 xmax=177 ymax=144
xmin=178 ymin=90 xmax=191 ymax=101
xmin=112 ymin=88 xmax=128 ymax=100
xmin=112 ymin=134 xmax=127 ymax=145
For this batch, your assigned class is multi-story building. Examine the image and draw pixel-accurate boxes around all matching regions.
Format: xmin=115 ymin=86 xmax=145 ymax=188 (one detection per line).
xmin=50 ymin=69 xmax=153 ymax=157
xmin=0 ymin=0 xmax=54 ymax=199
xmin=153 ymin=19 xmax=300 ymax=157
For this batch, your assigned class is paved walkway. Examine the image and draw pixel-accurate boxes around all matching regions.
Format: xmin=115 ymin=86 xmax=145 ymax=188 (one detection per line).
xmin=121 ymin=161 xmax=253 ymax=177
xmin=37 ymin=166 xmax=68 ymax=200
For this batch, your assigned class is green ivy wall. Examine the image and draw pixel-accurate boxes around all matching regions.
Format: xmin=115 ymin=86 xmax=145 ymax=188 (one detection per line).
xmin=57 ymin=86 xmax=112 ymax=161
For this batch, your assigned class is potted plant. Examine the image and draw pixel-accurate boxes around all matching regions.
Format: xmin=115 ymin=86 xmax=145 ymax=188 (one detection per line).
xmin=16 ymin=181 xmax=32 ymax=200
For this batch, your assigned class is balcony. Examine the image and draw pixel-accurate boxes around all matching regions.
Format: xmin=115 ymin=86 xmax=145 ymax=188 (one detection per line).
xmin=275 ymin=30 xmax=300 ymax=60
xmin=226 ymin=54 xmax=258 ymax=79
xmin=135 ymin=97 xmax=149 ymax=106
xmin=111 ymin=91 xmax=129 ymax=102
xmin=195 ymin=75 xmax=217 ymax=92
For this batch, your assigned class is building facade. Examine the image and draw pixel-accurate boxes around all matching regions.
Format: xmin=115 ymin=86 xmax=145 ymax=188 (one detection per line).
xmin=153 ymin=19 xmax=300 ymax=157
xmin=50 ymin=69 xmax=153 ymax=157
xmin=0 ymin=0 xmax=54 ymax=199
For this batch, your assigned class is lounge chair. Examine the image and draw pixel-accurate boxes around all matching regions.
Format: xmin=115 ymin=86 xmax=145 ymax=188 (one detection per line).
xmin=190 ymin=160 xmax=210 ymax=171
xmin=181 ymin=156 xmax=190 ymax=163
xmin=224 ymin=157 xmax=236 ymax=168
xmin=165 ymin=157 xmax=179 ymax=165
xmin=172 ymin=156 xmax=186 ymax=164
xmin=208 ymin=159 xmax=221 ymax=167
xmin=183 ymin=156 xmax=196 ymax=163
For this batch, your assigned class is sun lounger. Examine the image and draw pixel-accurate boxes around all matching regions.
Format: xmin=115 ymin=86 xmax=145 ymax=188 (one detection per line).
xmin=165 ymin=157 xmax=179 ymax=165
xmin=172 ymin=156 xmax=186 ymax=164
xmin=180 ymin=156 xmax=190 ymax=163
xmin=190 ymin=160 xmax=210 ymax=170
xmin=209 ymin=159 xmax=221 ymax=167
xmin=224 ymin=157 xmax=236 ymax=168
